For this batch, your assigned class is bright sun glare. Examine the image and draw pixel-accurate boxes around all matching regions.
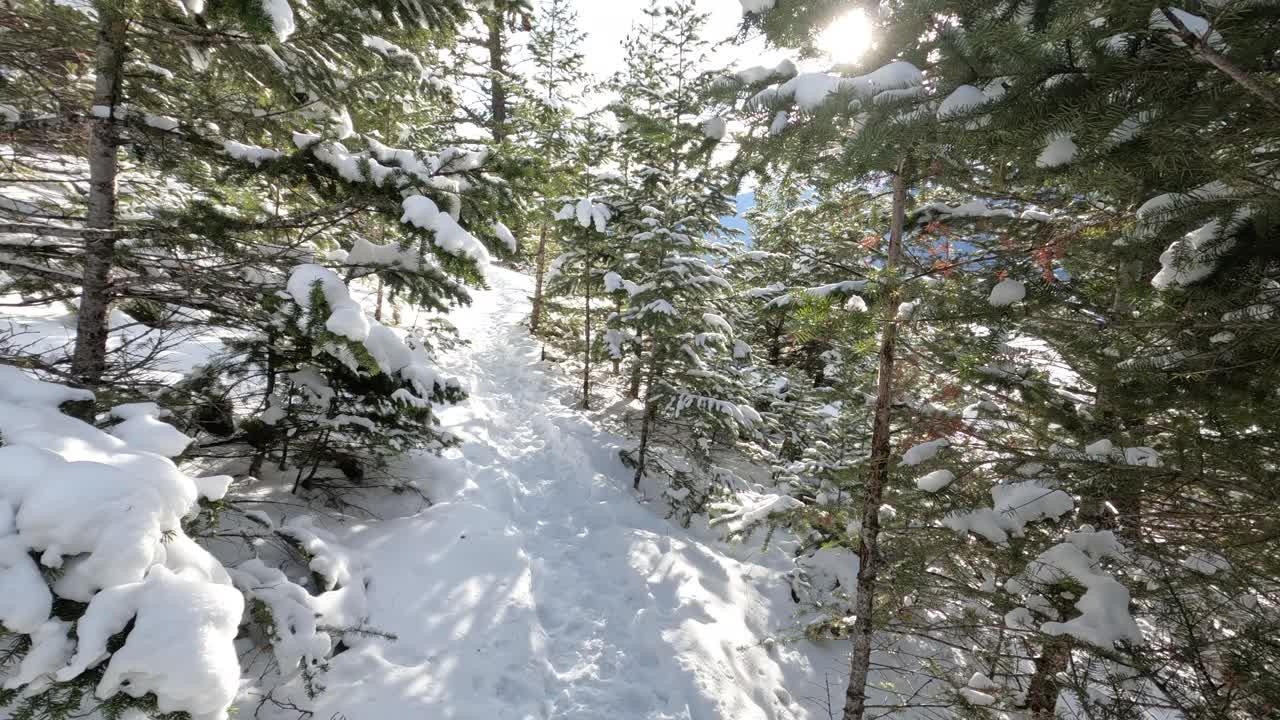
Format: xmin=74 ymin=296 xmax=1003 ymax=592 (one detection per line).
xmin=817 ymin=9 xmax=874 ymax=64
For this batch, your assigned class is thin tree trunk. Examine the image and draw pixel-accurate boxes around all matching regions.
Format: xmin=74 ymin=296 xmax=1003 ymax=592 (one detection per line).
xmin=70 ymin=7 xmax=128 ymax=389
xmin=486 ymin=10 xmax=508 ymax=143
xmin=611 ymin=298 xmax=623 ymax=374
xmin=1026 ymin=635 xmax=1071 ymax=719
xmin=768 ymin=316 xmax=784 ymax=365
xmin=627 ymin=332 xmax=644 ymax=398
xmin=249 ymin=329 xmax=279 ymax=478
xmin=374 ymin=276 xmax=384 ymax=322
xmin=531 ymin=223 xmax=549 ymax=335
xmin=632 ymin=349 xmax=660 ymax=490
xmin=582 ymin=263 xmax=592 ymax=409
xmin=843 ymin=163 xmax=908 ymax=720
xmin=1079 ymin=258 xmax=1143 ymax=533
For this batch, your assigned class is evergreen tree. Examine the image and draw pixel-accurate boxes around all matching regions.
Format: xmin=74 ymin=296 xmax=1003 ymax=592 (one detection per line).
xmin=737 ymin=1 xmax=1280 ymax=717
xmin=546 ymin=189 xmax=616 ymax=408
xmin=1 ymin=0 xmax=529 ymax=480
xmin=523 ymin=0 xmax=593 ymax=336
xmin=595 ymin=0 xmax=760 ymax=520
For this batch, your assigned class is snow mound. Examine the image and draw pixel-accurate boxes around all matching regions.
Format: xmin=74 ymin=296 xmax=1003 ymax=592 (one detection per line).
xmin=109 ymin=402 xmax=193 ymax=457
xmin=0 ymin=366 xmax=241 ymax=720
xmin=57 ymin=565 xmax=242 ymax=720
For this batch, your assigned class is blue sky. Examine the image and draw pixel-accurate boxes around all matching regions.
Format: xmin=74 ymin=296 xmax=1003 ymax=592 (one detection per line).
xmin=720 ymin=192 xmax=756 ymax=243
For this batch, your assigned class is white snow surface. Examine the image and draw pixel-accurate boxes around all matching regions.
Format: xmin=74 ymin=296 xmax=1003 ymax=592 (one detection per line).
xmin=263 ymin=266 xmax=854 ymax=720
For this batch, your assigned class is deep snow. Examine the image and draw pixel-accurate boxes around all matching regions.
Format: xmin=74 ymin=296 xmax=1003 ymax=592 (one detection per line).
xmin=281 ymin=266 xmax=847 ymax=720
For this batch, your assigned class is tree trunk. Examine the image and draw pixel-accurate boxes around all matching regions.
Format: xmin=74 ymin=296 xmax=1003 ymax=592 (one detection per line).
xmin=374 ymin=276 xmax=384 ymax=322
xmin=627 ymin=332 xmax=644 ymax=398
xmin=1026 ymin=635 xmax=1070 ymax=719
xmin=1091 ymin=258 xmax=1144 ymax=539
xmin=70 ymin=7 xmax=128 ymax=389
xmin=249 ymin=329 xmax=279 ymax=478
xmin=843 ymin=163 xmax=908 ymax=720
xmin=768 ymin=316 xmax=784 ymax=366
xmin=582 ymin=263 xmax=592 ymax=409
xmin=611 ymin=298 xmax=623 ymax=374
xmin=632 ymin=349 xmax=660 ymax=490
xmin=530 ymin=223 xmax=549 ymax=335
xmin=486 ymin=10 xmax=508 ymax=143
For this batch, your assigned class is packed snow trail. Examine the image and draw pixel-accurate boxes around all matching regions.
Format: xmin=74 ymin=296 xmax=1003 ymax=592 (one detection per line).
xmin=297 ymin=267 xmax=841 ymax=720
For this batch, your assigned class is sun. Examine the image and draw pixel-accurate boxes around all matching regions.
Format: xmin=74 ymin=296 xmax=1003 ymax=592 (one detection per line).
xmin=817 ymin=8 xmax=874 ymax=65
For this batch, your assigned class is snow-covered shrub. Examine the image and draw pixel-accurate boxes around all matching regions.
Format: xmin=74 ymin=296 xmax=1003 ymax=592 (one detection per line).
xmin=0 ymin=366 xmax=242 ymax=720
xmin=220 ymin=265 xmax=464 ymax=497
xmin=0 ymin=366 xmax=379 ymax=720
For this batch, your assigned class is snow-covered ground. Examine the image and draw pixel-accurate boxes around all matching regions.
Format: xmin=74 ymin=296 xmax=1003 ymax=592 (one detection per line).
xmin=274 ymin=266 xmax=847 ymax=720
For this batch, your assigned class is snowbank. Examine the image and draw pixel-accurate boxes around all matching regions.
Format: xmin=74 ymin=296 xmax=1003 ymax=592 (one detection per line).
xmin=0 ymin=366 xmax=241 ymax=720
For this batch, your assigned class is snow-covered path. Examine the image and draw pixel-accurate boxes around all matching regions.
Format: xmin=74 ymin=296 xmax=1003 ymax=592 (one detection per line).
xmin=303 ymin=267 xmax=838 ymax=720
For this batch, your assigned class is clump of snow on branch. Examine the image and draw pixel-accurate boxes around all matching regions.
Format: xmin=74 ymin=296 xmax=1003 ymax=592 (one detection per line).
xmin=261 ymin=0 xmax=295 ymax=41
xmin=1151 ymin=218 xmax=1230 ymax=289
xmin=988 ymin=278 xmax=1026 ymax=307
xmin=902 ymin=438 xmax=949 ymax=465
xmin=701 ymin=117 xmax=727 ymax=140
xmin=401 ymin=195 xmax=491 ymax=263
xmin=556 ymin=197 xmax=610 ymax=232
xmin=108 ymin=402 xmax=193 ymax=457
xmin=1150 ymin=7 xmax=1226 ymax=50
xmin=711 ymin=494 xmax=802 ymax=535
xmin=738 ymin=0 xmax=776 ymax=14
xmin=493 ymin=221 xmax=517 ymax=253
xmin=943 ymin=481 xmax=1075 ymax=545
xmin=1006 ymin=532 xmax=1142 ymax=648
xmin=1036 ymin=132 xmax=1078 ymax=168
xmin=771 ymin=61 xmax=923 ymax=112
xmin=286 ymin=264 xmax=455 ymax=404
xmin=916 ymin=469 xmax=956 ymax=493
xmin=222 ymin=139 xmax=284 ymax=166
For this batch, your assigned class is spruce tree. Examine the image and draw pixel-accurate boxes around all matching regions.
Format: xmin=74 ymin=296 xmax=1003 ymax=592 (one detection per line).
xmin=737 ymin=0 xmax=1280 ymax=717
xmin=595 ymin=0 xmax=761 ymax=520
xmin=523 ymin=0 xmax=593 ymax=337
xmin=2 ymin=0 xmax=529 ymax=482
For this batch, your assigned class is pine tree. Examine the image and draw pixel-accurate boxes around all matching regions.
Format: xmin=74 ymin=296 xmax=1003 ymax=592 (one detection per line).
xmin=594 ymin=0 xmax=761 ymax=520
xmin=2 ymin=0 xmax=530 ymax=483
xmin=738 ymin=1 xmax=1280 ymax=717
xmin=523 ymin=0 xmax=593 ymax=337
xmin=546 ymin=189 xmax=616 ymax=409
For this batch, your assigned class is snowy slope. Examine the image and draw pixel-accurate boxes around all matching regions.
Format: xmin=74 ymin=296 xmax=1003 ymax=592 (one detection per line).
xmin=277 ymin=266 xmax=847 ymax=720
